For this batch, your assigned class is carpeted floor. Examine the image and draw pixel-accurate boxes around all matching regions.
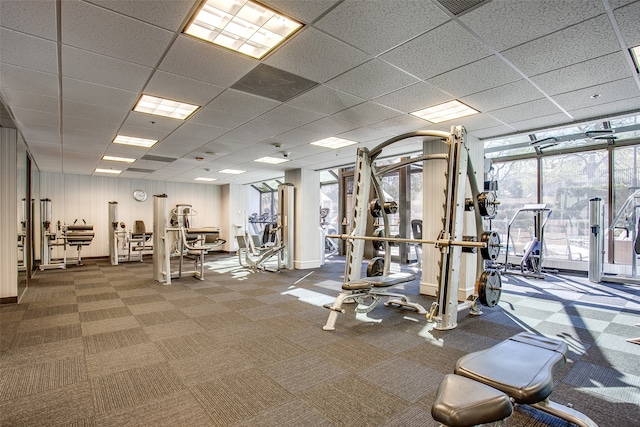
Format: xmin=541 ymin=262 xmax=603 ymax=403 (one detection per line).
xmin=1 ymin=253 xmax=639 ymax=426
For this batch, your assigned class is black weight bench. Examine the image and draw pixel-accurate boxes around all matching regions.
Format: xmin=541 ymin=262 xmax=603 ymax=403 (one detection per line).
xmin=432 ymin=332 xmax=598 ymax=427
xmin=323 ymin=272 xmax=426 ymax=331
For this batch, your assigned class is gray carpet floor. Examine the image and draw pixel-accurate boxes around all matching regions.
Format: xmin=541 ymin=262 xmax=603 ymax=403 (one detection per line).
xmin=1 ymin=253 xmax=639 ymax=426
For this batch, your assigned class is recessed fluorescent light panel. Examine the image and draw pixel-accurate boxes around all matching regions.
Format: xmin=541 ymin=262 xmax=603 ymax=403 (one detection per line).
xmin=220 ymin=169 xmax=246 ymax=174
xmin=631 ymin=45 xmax=640 ymax=72
xmin=184 ymin=0 xmax=303 ymax=59
xmin=411 ymin=100 xmax=479 ymax=123
xmin=113 ymin=135 xmax=158 ymax=148
xmin=133 ymin=94 xmax=200 ymax=120
xmin=195 ymin=177 xmax=217 ymax=182
xmin=102 ymin=155 xmax=135 ymax=163
xmin=254 ymin=156 xmax=289 ymax=164
xmin=310 ymin=137 xmax=358 ymax=150
xmin=95 ymin=168 xmax=122 ymax=174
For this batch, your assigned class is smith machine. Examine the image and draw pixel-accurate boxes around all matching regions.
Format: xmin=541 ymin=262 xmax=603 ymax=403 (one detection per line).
xmin=324 ymin=126 xmax=501 ymax=331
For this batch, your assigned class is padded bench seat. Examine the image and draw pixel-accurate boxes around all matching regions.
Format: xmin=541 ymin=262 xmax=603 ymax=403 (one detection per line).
xmin=342 ymin=272 xmax=415 ymax=290
xmin=432 ymin=374 xmax=513 ymax=427
xmin=454 ymin=332 xmax=567 ymax=404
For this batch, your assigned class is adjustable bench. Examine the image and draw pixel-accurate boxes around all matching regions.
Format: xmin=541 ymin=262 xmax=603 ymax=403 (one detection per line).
xmin=65 ymin=224 xmax=95 ymax=265
xmin=432 ymin=332 xmax=598 ymax=427
xmin=323 ymin=272 xmax=426 ymax=331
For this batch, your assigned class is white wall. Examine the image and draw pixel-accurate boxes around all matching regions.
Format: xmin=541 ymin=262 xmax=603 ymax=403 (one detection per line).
xmin=38 ymin=172 xmax=223 ymax=259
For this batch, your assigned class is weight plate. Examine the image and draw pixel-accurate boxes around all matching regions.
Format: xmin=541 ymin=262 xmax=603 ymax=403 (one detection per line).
xmin=369 ymin=199 xmax=383 ymax=217
xmin=372 ymin=228 xmax=385 ymax=251
xmin=480 ymin=231 xmax=500 ymax=261
xmin=367 ymin=257 xmax=385 ymax=277
xmin=478 ymin=270 xmax=502 ymax=307
xmin=478 ymin=192 xmax=497 ymax=218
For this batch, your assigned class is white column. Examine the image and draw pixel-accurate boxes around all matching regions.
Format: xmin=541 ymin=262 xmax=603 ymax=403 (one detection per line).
xmin=285 ymin=169 xmax=322 ymax=269
xmin=221 ymin=184 xmax=248 ymax=253
xmin=1 ymin=128 xmax=18 ymax=303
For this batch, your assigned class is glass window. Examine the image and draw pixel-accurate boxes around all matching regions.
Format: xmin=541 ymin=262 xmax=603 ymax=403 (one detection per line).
xmin=488 ymin=159 xmax=538 ymax=251
xmin=611 ymin=146 xmax=640 ymax=266
xmin=542 ymin=150 xmax=608 ymax=262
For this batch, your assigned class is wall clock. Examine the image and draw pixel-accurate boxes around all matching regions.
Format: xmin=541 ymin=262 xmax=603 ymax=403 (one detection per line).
xmin=132 ymin=189 xmax=147 ymax=202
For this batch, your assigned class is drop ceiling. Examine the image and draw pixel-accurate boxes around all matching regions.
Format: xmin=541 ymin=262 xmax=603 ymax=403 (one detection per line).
xmin=1 ymin=0 xmax=639 ymax=185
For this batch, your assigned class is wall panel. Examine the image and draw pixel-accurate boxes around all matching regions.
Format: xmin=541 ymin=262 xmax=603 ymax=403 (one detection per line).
xmin=38 ymin=172 xmax=222 ymax=259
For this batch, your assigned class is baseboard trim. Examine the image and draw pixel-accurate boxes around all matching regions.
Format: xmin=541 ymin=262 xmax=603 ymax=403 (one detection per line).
xmin=0 ymin=296 xmax=18 ymax=304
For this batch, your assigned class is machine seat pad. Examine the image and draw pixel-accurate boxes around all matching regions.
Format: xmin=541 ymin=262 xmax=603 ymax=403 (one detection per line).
xmin=342 ymin=282 xmax=372 ymax=291
xmin=454 ymin=332 xmax=567 ymax=404
xmin=432 ymin=374 xmax=513 ymax=427
xmin=364 ymin=272 xmax=415 ymax=288
xmin=186 ymin=227 xmax=220 ymax=235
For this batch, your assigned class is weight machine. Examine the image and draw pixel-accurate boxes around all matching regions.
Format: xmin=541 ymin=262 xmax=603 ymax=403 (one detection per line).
xmin=108 ymin=201 xmax=153 ymax=265
xmin=502 ymin=204 xmax=552 ymax=279
xmin=323 ymin=126 xmax=502 ymax=331
xmin=152 ymin=196 xmax=225 ymax=284
xmin=39 ymin=198 xmax=95 ymax=270
xmin=236 ymin=183 xmax=294 ymax=272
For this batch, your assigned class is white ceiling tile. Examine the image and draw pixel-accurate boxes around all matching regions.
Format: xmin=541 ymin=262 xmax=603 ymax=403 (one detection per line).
xmin=338 ymin=126 xmax=394 ymax=144
xmin=502 ymin=15 xmax=620 ymax=76
xmin=286 ymin=85 xmax=363 ymax=115
xmin=530 ymin=52 xmax=634 ymax=96
xmin=460 ymin=0 xmax=604 ymax=51
xmin=262 ymin=0 xmax=340 ymax=24
xmin=159 ymin=35 xmax=257 ymax=87
xmin=85 ymin=0 xmax=198 ymax=31
xmin=270 ymin=128 xmax=325 ymax=145
xmin=614 ymin=1 xmax=640 ymax=47
xmin=206 ymin=90 xmax=280 ymax=119
xmin=488 ymin=98 xmax=566 ymax=124
xmin=61 ymin=0 xmax=174 ymax=67
xmin=460 ymin=80 xmax=544 ymax=112
xmin=373 ymin=82 xmax=451 ymax=113
xmin=165 ymin=122 xmax=228 ymax=142
xmin=21 ymin=125 xmax=60 ymax=145
xmin=63 ymin=116 xmax=119 ymax=135
xmin=314 ymin=0 xmax=448 ymax=55
xmin=331 ymin=102 xmax=402 ymax=127
xmin=117 ymin=122 xmax=175 ymax=142
xmin=239 ymin=118 xmax=295 ymax=138
xmin=0 ymin=0 xmax=57 ymax=40
xmin=380 ymin=21 xmax=492 ymax=80
xmin=451 ymin=113 xmax=505 ymax=133
xmin=62 ymin=78 xmax=138 ymax=110
xmin=264 ymin=27 xmax=369 ymax=83
xmin=553 ymin=77 xmax=640 ymax=111
xmin=63 ymin=99 xmax=128 ymax=124
xmin=121 ymin=111 xmax=185 ymax=135
xmin=508 ymin=113 xmax=573 ymax=132
xmin=0 ymin=29 xmax=58 ymax=74
xmin=211 ymin=128 xmax=267 ymax=145
xmin=145 ymin=71 xmax=225 ymax=107
xmin=256 ymin=104 xmax=326 ymax=128
xmin=300 ymin=116 xmax=360 ymax=136
xmin=189 ymin=107 xmax=248 ymax=129
xmin=568 ymin=96 xmax=640 ymax=121
xmin=62 ymin=46 xmax=152 ymax=91
xmin=12 ymin=106 xmax=59 ymax=127
xmin=609 ymin=0 xmax=637 ymax=7
xmin=0 ymin=63 xmax=58 ymax=97
xmin=428 ymin=55 xmax=522 ymax=98
xmin=468 ymin=125 xmax=516 ymax=139
xmin=2 ymin=88 xmax=59 ymax=115
xmin=325 ymin=59 xmax=419 ymax=99
xmin=369 ymin=115 xmax=433 ymax=136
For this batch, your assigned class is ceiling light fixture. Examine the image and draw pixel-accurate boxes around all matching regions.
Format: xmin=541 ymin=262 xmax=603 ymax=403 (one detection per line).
xmin=411 ymin=100 xmax=479 ymax=123
xmin=630 ymin=45 xmax=640 ymax=73
xmin=113 ymin=135 xmax=158 ymax=148
xmin=255 ymin=156 xmax=289 ymax=164
xmin=220 ymin=169 xmax=246 ymax=174
xmin=133 ymin=94 xmax=200 ymax=120
xmin=195 ymin=177 xmax=217 ymax=181
xmin=310 ymin=136 xmax=358 ymax=150
xmin=184 ymin=0 xmax=303 ymax=59
xmin=95 ymin=168 xmax=122 ymax=174
xmin=102 ymin=155 xmax=136 ymax=163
